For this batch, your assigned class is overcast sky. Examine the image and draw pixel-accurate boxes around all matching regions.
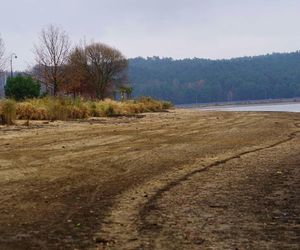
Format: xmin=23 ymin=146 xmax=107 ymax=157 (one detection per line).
xmin=0 ymin=0 xmax=300 ymax=70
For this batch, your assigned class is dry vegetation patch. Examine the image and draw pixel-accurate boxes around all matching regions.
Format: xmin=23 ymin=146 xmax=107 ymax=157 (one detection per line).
xmin=0 ymin=97 xmax=172 ymax=123
xmin=0 ymin=99 xmax=16 ymax=125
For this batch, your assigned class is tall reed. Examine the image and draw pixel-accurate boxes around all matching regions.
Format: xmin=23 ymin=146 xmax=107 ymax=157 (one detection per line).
xmin=0 ymin=99 xmax=16 ymax=125
xmin=14 ymin=96 xmax=172 ymax=121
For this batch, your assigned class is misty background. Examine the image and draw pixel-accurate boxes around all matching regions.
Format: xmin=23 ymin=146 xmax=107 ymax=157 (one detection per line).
xmin=1 ymin=0 xmax=300 ymax=71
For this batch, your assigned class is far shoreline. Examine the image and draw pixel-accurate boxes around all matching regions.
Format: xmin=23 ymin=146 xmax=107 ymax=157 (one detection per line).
xmin=176 ymin=97 xmax=300 ymax=109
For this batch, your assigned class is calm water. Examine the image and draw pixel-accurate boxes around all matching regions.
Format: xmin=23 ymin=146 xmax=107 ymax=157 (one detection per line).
xmin=200 ymin=103 xmax=300 ymax=112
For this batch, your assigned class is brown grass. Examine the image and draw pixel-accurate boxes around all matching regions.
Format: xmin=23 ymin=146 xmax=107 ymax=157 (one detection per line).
xmin=0 ymin=99 xmax=16 ymax=125
xmin=14 ymin=97 xmax=172 ymax=121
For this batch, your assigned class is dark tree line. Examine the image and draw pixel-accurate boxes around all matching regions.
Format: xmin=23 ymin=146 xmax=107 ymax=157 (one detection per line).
xmin=128 ymin=52 xmax=300 ymax=104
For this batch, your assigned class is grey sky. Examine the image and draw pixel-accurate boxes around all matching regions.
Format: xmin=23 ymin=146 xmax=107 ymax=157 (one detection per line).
xmin=1 ymin=0 xmax=299 ymax=70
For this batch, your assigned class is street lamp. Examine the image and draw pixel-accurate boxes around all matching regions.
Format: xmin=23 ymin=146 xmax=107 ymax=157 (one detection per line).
xmin=10 ymin=53 xmax=17 ymax=78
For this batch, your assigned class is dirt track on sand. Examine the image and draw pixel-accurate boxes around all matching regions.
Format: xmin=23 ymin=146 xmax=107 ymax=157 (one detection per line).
xmin=0 ymin=110 xmax=299 ymax=249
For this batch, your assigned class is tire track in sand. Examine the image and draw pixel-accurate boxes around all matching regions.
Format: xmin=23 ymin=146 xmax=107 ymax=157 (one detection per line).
xmin=94 ymin=122 xmax=300 ymax=249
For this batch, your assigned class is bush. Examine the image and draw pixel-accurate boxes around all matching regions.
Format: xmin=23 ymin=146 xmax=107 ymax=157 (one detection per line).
xmin=16 ymin=102 xmax=48 ymax=120
xmin=47 ymin=98 xmax=70 ymax=121
xmin=136 ymin=96 xmax=164 ymax=111
xmin=13 ymin=97 xmax=172 ymax=121
xmin=0 ymin=99 xmax=16 ymax=125
xmin=162 ymin=101 xmax=173 ymax=109
xmin=5 ymin=75 xmax=41 ymax=101
xmin=94 ymin=101 xmax=118 ymax=117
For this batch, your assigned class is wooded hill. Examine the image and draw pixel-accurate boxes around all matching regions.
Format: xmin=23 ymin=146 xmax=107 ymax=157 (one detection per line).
xmin=128 ymin=52 xmax=300 ymax=104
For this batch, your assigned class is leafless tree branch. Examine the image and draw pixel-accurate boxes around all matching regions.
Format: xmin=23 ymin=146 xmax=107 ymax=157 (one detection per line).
xmin=0 ymin=35 xmax=6 ymax=72
xmin=64 ymin=42 xmax=127 ymax=99
xmin=34 ymin=24 xmax=71 ymax=95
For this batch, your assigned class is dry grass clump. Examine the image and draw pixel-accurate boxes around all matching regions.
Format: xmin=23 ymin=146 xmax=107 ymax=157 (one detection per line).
xmin=122 ymin=101 xmax=146 ymax=114
xmin=94 ymin=100 xmax=121 ymax=117
xmin=161 ymin=101 xmax=173 ymax=109
xmin=16 ymin=102 xmax=49 ymax=120
xmin=47 ymin=98 xmax=90 ymax=120
xmin=137 ymin=96 xmax=162 ymax=111
xmin=0 ymin=99 xmax=17 ymax=125
xmin=13 ymin=96 xmax=172 ymax=121
xmin=121 ymin=97 xmax=172 ymax=115
xmin=135 ymin=96 xmax=173 ymax=111
xmin=16 ymin=97 xmax=90 ymax=121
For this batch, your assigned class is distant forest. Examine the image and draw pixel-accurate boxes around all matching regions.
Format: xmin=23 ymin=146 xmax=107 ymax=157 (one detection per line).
xmin=128 ymin=52 xmax=300 ymax=104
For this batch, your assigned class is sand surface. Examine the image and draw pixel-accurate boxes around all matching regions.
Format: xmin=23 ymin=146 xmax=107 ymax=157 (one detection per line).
xmin=0 ymin=110 xmax=299 ymax=249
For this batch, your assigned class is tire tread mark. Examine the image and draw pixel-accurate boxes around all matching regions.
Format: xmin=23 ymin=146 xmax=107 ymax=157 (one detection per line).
xmin=138 ymin=122 xmax=300 ymax=247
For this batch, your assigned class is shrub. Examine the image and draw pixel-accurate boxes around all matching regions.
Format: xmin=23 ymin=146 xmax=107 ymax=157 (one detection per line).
xmin=162 ymin=101 xmax=173 ymax=109
xmin=89 ymin=102 xmax=98 ymax=117
xmin=5 ymin=75 xmax=41 ymax=101
xmin=123 ymin=101 xmax=146 ymax=114
xmin=12 ymin=97 xmax=172 ymax=121
xmin=95 ymin=101 xmax=117 ymax=117
xmin=68 ymin=104 xmax=90 ymax=119
xmin=16 ymin=102 xmax=49 ymax=120
xmin=104 ymin=105 xmax=115 ymax=116
xmin=47 ymin=98 xmax=69 ymax=121
xmin=0 ymin=99 xmax=16 ymax=125
xmin=136 ymin=96 xmax=163 ymax=112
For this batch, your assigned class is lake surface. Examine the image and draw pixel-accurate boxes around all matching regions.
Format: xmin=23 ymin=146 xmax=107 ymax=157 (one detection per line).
xmin=199 ymin=103 xmax=300 ymax=112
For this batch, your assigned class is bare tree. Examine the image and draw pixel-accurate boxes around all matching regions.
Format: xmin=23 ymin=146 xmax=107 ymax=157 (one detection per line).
xmin=34 ymin=24 xmax=71 ymax=95
xmin=65 ymin=42 xmax=128 ymax=99
xmin=85 ymin=43 xmax=127 ymax=99
xmin=0 ymin=35 xmax=5 ymax=72
xmin=63 ymin=46 xmax=91 ymax=98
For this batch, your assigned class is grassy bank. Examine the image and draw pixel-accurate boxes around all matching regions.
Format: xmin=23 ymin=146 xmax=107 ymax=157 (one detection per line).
xmin=0 ymin=97 xmax=172 ymax=124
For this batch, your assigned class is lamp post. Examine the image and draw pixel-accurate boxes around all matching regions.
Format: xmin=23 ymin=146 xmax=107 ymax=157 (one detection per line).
xmin=10 ymin=53 xmax=17 ymax=78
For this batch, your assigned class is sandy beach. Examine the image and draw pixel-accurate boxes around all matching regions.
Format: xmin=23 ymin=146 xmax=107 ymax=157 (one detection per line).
xmin=0 ymin=109 xmax=299 ymax=249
